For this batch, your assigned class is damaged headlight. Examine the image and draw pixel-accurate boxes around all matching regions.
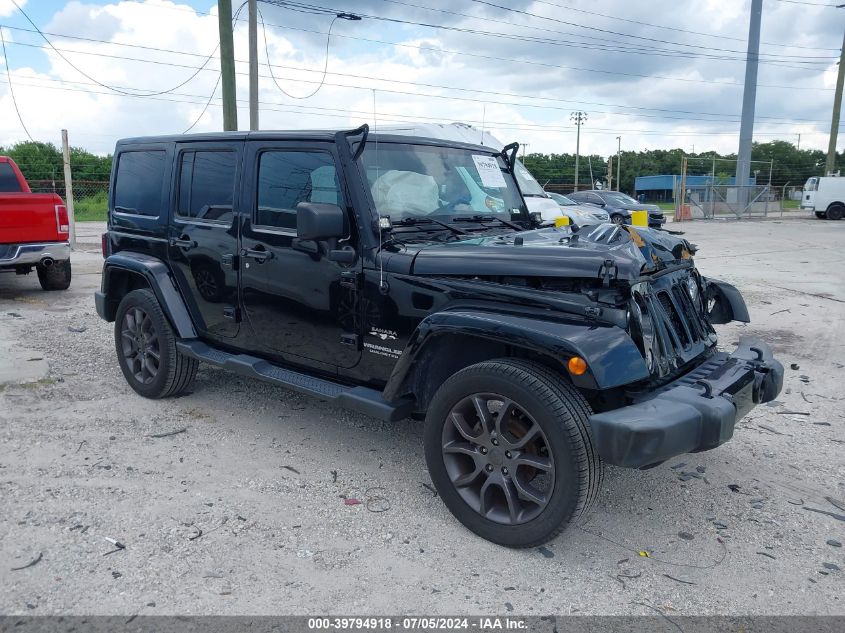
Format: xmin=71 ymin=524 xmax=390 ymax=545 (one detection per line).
xmin=686 ymin=275 xmax=699 ymax=305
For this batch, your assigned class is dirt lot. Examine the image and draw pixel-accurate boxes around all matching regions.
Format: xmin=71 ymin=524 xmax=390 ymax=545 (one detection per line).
xmin=0 ymin=217 xmax=843 ymax=616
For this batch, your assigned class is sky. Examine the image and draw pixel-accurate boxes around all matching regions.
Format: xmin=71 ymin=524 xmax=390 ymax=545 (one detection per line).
xmin=0 ymin=0 xmax=843 ymax=157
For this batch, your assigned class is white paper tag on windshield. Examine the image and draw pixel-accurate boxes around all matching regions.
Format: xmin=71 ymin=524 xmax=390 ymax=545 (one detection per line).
xmin=472 ymin=154 xmax=507 ymax=188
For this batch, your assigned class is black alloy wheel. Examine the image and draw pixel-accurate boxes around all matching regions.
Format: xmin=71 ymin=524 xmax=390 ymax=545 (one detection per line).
xmin=827 ymin=204 xmax=844 ymax=221
xmin=441 ymin=393 xmax=555 ymax=525
xmin=120 ymin=306 xmax=161 ymax=384
xmin=114 ymin=289 xmax=198 ymax=399
xmin=424 ymin=359 xmax=602 ymax=547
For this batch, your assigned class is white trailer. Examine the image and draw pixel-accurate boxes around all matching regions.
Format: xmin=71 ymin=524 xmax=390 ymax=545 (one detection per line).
xmin=801 ymin=176 xmax=845 ymax=220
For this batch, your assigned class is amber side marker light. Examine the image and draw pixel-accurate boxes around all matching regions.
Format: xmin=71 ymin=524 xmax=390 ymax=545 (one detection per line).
xmin=567 ymin=356 xmax=588 ymax=376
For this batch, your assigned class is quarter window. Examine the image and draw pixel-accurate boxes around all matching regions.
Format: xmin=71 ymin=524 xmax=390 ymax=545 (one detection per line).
xmin=177 ymin=151 xmax=237 ymax=222
xmin=255 ymin=151 xmax=340 ymax=230
xmin=113 ymin=151 xmax=166 ymax=217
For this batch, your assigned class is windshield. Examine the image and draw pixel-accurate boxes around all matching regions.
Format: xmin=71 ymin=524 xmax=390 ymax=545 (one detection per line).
xmin=513 ymin=160 xmax=546 ymax=196
xmin=604 ymin=192 xmax=639 ymax=205
xmin=358 ymin=142 xmax=528 ymax=222
xmin=548 ymin=192 xmax=576 ymax=206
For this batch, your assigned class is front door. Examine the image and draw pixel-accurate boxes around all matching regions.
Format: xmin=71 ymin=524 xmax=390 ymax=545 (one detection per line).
xmin=167 ymin=143 xmax=242 ymax=340
xmin=239 ymin=142 xmax=361 ymax=370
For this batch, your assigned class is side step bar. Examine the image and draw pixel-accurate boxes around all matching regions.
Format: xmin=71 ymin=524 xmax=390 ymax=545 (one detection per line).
xmin=176 ymin=340 xmax=413 ymax=422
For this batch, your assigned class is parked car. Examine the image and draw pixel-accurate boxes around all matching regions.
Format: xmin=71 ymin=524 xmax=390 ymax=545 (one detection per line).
xmin=801 ymin=176 xmax=845 ymax=220
xmin=95 ymin=126 xmax=783 ymax=547
xmin=546 ymin=192 xmax=610 ymax=228
xmin=569 ymin=189 xmax=665 ymax=228
xmin=0 ymin=156 xmax=72 ymax=290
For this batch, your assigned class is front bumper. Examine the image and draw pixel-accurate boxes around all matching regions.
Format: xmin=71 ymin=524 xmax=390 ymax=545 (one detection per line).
xmin=0 ymin=241 xmax=71 ymax=268
xmin=589 ymin=337 xmax=783 ymax=469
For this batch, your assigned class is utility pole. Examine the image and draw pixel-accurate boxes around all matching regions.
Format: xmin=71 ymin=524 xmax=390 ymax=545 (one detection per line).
xmin=248 ymin=0 xmax=259 ymax=131
xmin=61 ymin=129 xmax=76 ymax=249
xmin=521 ymin=143 xmax=529 ymax=161
xmin=735 ymin=0 xmax=762 ymax=206
xmin=616 ymin=136 xmax=622 ymax=192
xmin=607 ymin=155 xmax=613 ymax=191
xmin=826 ymin=27 xmax=845 ymax=175
xmin=797 ymin=133 xmax=801 ymax=152
xmin=218 ymin=0 xmax=238 ymax=131
xmin=571 ymin=111 xmax=587 ymax=191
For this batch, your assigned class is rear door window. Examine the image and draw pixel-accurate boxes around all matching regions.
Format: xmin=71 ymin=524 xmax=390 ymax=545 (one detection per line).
xmin=177 ymin=150 xmax=237 ymax=222
xmin=113 ymin=151 xmax=166 ymax=216
xmin=254 ymin=150 xmax=340 ymax=231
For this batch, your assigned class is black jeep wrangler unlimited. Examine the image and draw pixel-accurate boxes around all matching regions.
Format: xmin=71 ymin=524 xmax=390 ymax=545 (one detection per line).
xmin=95 ymin=126 xmax=783 ymax=547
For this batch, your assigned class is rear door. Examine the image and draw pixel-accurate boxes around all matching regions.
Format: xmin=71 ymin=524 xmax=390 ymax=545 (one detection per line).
xmin=238 ymin=140 xmax=361 ymax=370
xmin=167 ymin=142 xmax=242 ymax=340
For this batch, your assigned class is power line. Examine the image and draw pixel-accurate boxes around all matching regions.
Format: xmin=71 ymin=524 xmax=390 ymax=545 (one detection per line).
xmin=0 ymin=74 xmax=835 ymax=139
xmin=464 ymin=0 xmax=837 ymax=60
xmin=0 ymin=20 xmax=834 ymax=93
xmin=261 ymin=1 xmax=834 ymax=68
xmin=0 ymin=26 xmax=33 ymax=141
xmin=0 ymin=32 xmax=833 ymax=125
xmin=3 ymin=0 xmax=244 ymax=98
xmin=530 ymin=0 xmax=840 ymax=51
xmin=257 ymin=3 xmax=341 ymax=99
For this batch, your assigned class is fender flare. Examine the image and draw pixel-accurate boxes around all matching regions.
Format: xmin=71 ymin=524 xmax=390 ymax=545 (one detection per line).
xmin=382 ymin=309 xmax=649 ymax=402
xmin=97 ymin=252 xmax=196 ymax=338
xmin=705 ymin=278 xmax=750 ymax=324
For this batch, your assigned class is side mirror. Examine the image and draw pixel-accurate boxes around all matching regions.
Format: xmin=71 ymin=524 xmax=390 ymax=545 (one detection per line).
xmin=296 ymin=202 xmax=346 ymax=240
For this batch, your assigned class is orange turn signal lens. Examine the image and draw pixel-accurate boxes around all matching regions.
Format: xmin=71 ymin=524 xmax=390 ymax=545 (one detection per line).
xmin=567 ymin=356 xmax=588 ymax=376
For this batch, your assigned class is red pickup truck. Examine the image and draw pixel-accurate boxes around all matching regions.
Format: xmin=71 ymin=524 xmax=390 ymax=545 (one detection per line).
xmin=0 ymin=156 xmax=72 ymax=290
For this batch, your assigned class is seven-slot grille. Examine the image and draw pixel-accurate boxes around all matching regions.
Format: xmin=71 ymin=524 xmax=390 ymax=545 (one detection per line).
xmin=631 ymin=273 xmax=716 ymax=378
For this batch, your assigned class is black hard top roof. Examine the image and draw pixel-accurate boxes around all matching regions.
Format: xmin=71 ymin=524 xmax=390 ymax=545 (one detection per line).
xmin=115 ymin=129 xmax=499 ymax=154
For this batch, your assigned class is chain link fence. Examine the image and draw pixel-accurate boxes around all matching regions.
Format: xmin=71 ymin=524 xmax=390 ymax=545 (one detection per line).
xmin=674 ymin=156 xmax=782 ymax=221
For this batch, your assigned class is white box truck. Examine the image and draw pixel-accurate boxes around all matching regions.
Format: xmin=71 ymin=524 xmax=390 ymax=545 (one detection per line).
xmin=801 ymin=176 xmax=845 ymax=220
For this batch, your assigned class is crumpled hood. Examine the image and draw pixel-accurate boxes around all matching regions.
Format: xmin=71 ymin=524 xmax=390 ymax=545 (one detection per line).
xmin=407 ymin=224 xmax=693 ymax=281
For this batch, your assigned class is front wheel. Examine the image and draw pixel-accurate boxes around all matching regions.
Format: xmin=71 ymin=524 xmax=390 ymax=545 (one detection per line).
xmin=114 ymin=289 xmax=198 ymax=399
xmin=610 ymin=213 xmax=626 ymax=225
xmin=424 ymin=359 xmax=602 ymax=547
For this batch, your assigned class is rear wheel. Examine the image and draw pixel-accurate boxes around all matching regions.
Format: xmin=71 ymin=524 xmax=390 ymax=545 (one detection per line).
xmin=424 ymin=359 xmax=602 ymax=547
xmin=37 ymin=259 xmax=71 ymax=290
xmin=826 ymin=204 xmax=844 ymax=221
xmin=114 ymin=289 xmax=197 ymax=399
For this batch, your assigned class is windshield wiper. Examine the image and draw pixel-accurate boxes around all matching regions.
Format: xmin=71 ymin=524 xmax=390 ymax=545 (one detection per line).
xmin=452 ymin=215 xmax=525 ymax=231
xmin=391 ymin=216 xmax=469 ymax=235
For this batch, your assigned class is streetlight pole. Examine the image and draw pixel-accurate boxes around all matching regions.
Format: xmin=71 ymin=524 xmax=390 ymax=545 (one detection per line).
xmin=571 ymin=111 xmax=587 ymax=191
xmin=735 ymin=0 xmax=763 ymax=205
xmin=218 ymin=0 xmax=238 ymax=131
xmin=826 ymin=26 xmax=845 ymax=175
xmin=616 ymin=136 xmax=622 ymax=192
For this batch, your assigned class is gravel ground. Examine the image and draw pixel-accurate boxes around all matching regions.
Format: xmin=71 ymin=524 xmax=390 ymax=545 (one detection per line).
xmin=0 ymin=217 xmax=843 ymax=616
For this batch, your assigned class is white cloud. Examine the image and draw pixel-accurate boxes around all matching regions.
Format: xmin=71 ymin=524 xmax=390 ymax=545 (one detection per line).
xmin=0 ymin=0 xmax=840 ymax=158
xmin=0 ymin=0 xmax=28 ymax=19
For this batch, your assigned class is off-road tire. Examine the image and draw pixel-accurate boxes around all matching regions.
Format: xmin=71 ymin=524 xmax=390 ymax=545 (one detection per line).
xmin=36 ymin=259 xmax=71 ymax=290
xmin=826 ymin=204 xmax=844 ymax=221
xmin=424 ymin=358 xmax=603 ymax=547
xmin=114 ymin=289 xmax=198 ymax=399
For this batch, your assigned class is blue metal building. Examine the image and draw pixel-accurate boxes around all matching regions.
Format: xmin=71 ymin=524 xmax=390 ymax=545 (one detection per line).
xmin=634 ymin=175 xmax=756 ymax=201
